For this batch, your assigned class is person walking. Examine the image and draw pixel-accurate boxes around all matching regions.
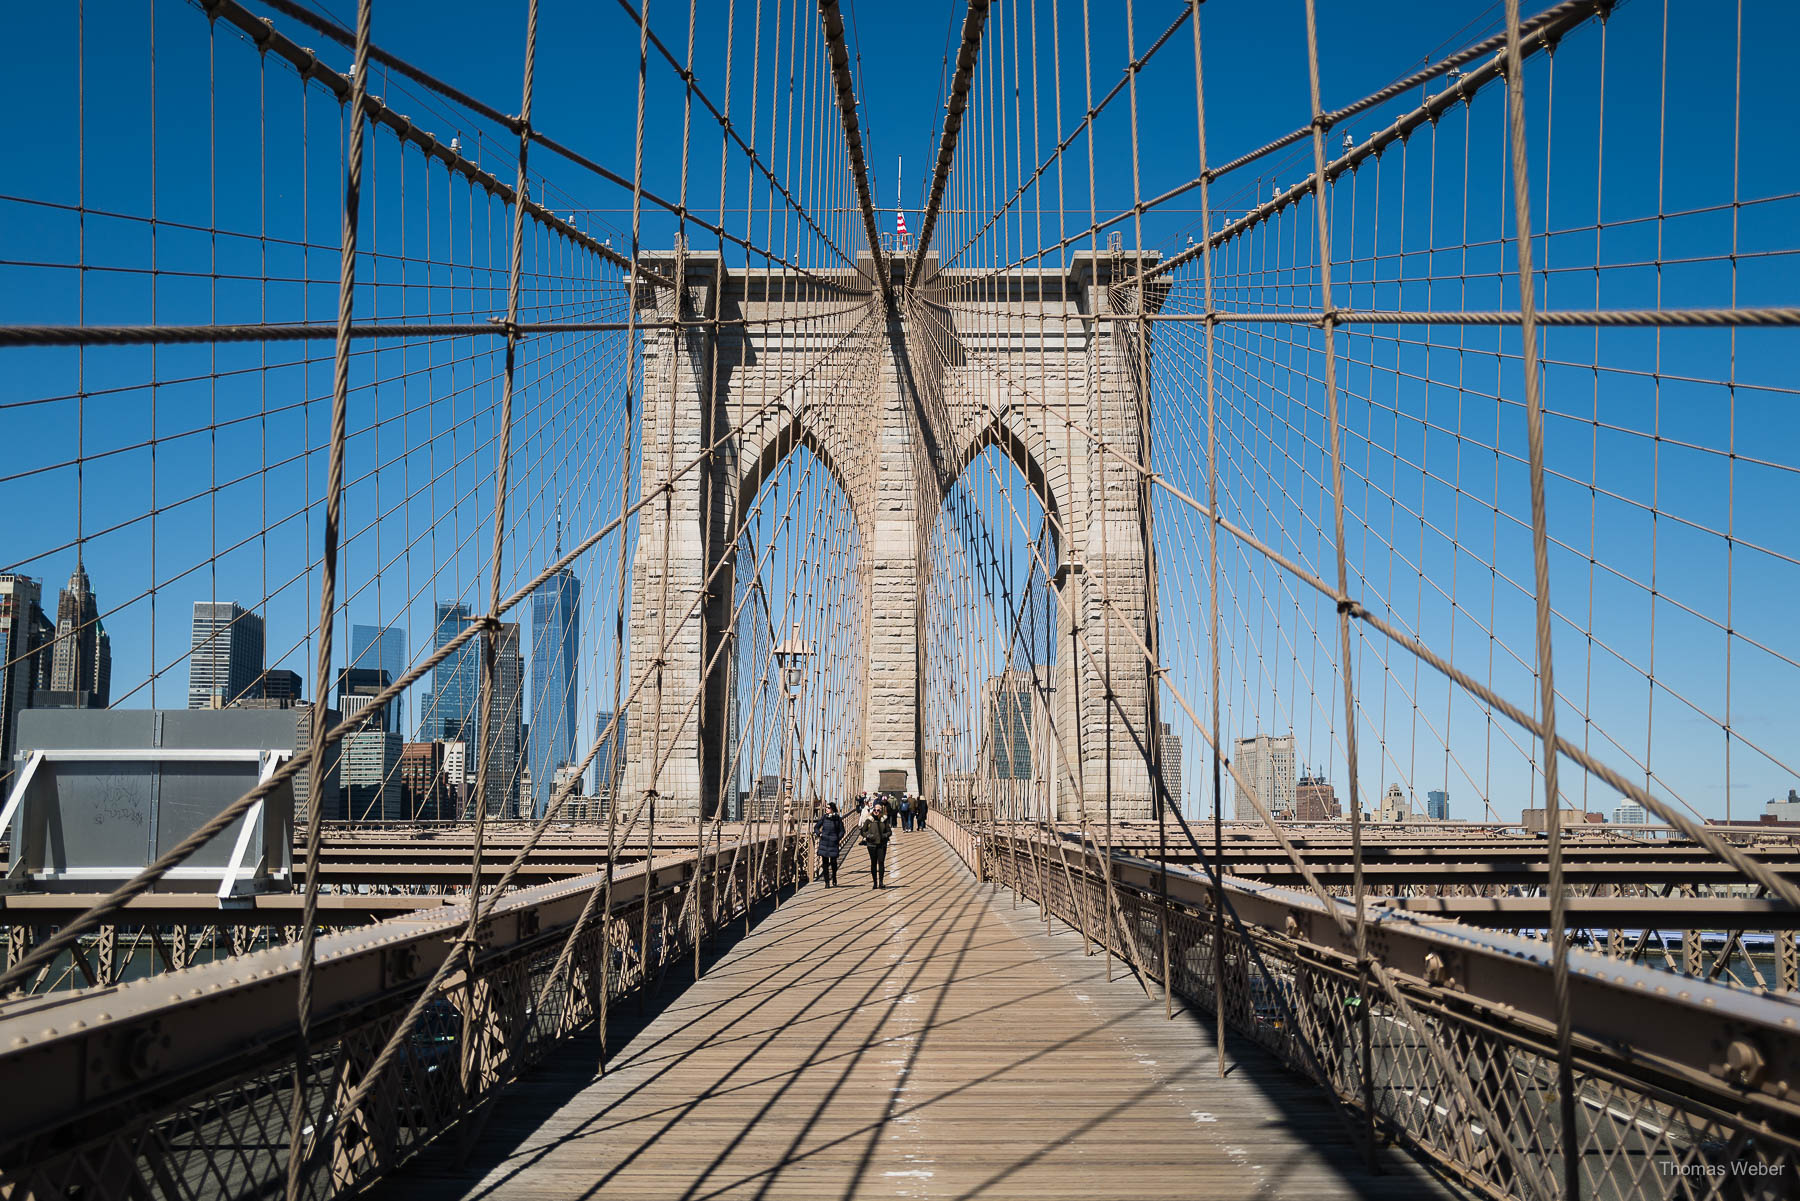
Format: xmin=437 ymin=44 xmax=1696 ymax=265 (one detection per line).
xmin=915 ymin=793 xmax=929 ymax=831
xmin=814 ymin=802 xmax=845 ymax=887
xmin=861 ymin=798 xmax=891 ymax=888
xmin=898 ymin=795 xmax=913 ymax=833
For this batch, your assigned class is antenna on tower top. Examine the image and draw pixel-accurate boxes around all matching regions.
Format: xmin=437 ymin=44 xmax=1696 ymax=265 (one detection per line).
xmin=554 ymin=502 xmax=563 ymax=559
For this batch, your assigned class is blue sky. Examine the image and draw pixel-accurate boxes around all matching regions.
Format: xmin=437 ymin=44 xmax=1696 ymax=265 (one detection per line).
xmin=1 ymin=0 xmax=1795 ymax=822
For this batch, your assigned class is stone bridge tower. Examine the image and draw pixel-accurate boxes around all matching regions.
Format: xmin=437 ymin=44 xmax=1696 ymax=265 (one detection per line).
xmin=624 ymin=250 xmax=1161 ymax=822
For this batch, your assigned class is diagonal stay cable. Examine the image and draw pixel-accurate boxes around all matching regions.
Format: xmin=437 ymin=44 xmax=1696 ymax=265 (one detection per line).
xmin=0 ymin=294 xmax=881 ymax=1000
xmin=242 ymin=0 xmax=853 ymax=289
xmin=212 ymin=0 xmax=669 ymax=287
xmin=616 ymin=0 xmax=853 ymax=268
xmin=818 ymin=0 xmax=890 ymax=306
xmin=937 ymin=2 xmax=1191 ymax=273
xmin=907 ymin=0 xmax=991 ymax=290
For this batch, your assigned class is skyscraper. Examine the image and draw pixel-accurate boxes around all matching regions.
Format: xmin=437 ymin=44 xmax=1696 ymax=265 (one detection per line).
xmin=550 ymin=764 xmax=585 ymax=809
xmin=421 ymin=602 xmax=477 ymax=741
xmin=478 ymin=622 xmax=524 ymax=817
xmin=500 ymin=623 xmax=524 ymax=814
xmin=337 ymin=668 xmax=393 ymax=731
xmin=1157 ymin=721 xmax=1183 ymax=807
xmin=529 ymin=566 xmax=580 ymax=819
xmin=1296 ymin=774 xmax=1342 ymax=820
xmin=443 ymin=740 xmax=472 ymax=814
xmin=256 ymin=669 xmax=303 ymax=703
xmin=591 ymin=709 xmax=626 ymax=797
xmin=750 ymin=773 xmax=782 ymax=821
xmin=1425 ymin=789 xmax=1451 ymax=821
xmin=981 ymin=670 xmax=1052 ymax=820
xmin=341 ymin=727 xmax=403 ymax=821
xmin=188 ymin=601 xmax=265 ymax=709
xmin=0 ymin=575 xmax=52 ymax=776
xmin=350 ymin=624 xmax=406 ymax=738
xmin=983 ymin=670 xmax=1036 ymax=780
xmin=293 ymin=703 xmax=344 ymax=823
xmin=395 ymin=603 xmax=522 ymax=815
xmin=1233 ymin=732 xmax=1296 ymax=819
xmin=399 ymin=741 xmax=453 ymax=821
xmin=49 ymin=563 xmax=110 ymax=706
xmin=1377 ymin=784 xmax=1412 ymax=822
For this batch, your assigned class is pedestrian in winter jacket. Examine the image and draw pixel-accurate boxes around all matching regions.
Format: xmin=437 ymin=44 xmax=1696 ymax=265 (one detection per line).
xmin=815 ymin=803 xmax=845 ymax=887
xmin=861 ymin=800 xmax=891 ymax=888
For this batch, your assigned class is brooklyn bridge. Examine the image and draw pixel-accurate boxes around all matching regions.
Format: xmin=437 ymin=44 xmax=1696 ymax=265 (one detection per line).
xmin=0 ymin=0 xmax=1796 ymax=1198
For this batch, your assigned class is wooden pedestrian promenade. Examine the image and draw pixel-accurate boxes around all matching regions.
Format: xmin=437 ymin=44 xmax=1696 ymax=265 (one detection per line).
xmin=380 ymin=831 xmax=1461 ymax=1200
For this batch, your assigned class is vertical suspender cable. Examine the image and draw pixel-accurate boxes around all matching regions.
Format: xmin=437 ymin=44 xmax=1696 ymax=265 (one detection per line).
xmin=286 ymin=3 xmax=372 ymax=1196
xmin=1122 ymin=0 xmax=1174 ymax=1022
xmin=644 ymin=0 xmax=699 ymax=1000
xmin=699 ymin=0 xmax=740 ymax=982
xmin=467 ymin=0 xmax=542 ymax=1020
xmin=1299 ymin=0 xmax=1377 ymax=1169
xmin=600 ymin=0 xmax=657 ymax=1066
xmin=1504 ymin=1 xmax=1580 ymax=1194
xmin=1187 ymin=0 xmax=1231 ymax=1077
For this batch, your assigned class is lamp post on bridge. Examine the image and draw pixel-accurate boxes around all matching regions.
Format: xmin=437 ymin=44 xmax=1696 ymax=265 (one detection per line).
xmin=940 ymin=722 xmax=960 ymax=821
xmin=773 ymin=624 xmax=814 ymax=831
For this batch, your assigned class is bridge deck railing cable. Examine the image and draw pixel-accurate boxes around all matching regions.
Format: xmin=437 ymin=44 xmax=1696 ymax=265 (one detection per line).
xmin=956 ymin=809 xmax=1800 ymax=1201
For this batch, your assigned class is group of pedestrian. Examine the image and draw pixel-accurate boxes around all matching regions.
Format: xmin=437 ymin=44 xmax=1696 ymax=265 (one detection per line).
xmin=895 ymin=793 xmax=929 ymax=832
xmin=810 ymin=792 xmax=931 ymax=890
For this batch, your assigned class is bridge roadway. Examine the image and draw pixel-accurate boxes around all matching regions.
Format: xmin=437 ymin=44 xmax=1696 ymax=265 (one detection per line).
xmin=378 ymin=831 xmax=1459 ymax=1200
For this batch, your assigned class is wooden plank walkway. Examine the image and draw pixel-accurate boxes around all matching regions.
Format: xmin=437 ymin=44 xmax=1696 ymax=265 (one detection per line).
xmin=382 ymin=831 xmax=1463 ymax=1200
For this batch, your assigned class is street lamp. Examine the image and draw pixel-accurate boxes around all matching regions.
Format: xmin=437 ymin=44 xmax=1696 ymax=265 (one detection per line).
xmin=773 ymin=623 xmax=814 ymax=825
xmin=940 ymin=722 xmax=960 ymax=818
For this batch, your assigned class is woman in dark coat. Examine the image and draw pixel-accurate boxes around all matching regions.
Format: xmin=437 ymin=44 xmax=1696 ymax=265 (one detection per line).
xmin=814 ymin=802 xmax=845 ymax=887
xmin=861 ymin=800 xmax=891 ymax=888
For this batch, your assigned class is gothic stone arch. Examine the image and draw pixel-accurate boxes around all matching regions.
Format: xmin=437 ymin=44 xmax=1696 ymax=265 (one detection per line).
xmin=623 ymin=253 xmax=882 ymax=818
xmin=915 ymin=251 xmax=1161 ymax=821
xmin=625 ymin=250 xmax=1159 ymax=822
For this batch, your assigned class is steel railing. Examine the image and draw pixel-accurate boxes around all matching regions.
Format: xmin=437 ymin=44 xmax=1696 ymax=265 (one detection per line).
xmin=0 ymin=830 xmax=807 ymax=1201
xmin=948 ymin=817 xmax=1800 ymax=1201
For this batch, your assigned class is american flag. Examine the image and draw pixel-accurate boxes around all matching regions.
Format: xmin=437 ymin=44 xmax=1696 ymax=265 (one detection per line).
xmin=896 ymin=209 xmax=910 ymax=252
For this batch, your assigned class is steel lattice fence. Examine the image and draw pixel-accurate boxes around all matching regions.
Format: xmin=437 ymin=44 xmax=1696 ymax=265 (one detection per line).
xmin=0 ymin=836 xmax=805 ymax=1201
xmin=979 ymin=828 xmax=1798 ymax=1201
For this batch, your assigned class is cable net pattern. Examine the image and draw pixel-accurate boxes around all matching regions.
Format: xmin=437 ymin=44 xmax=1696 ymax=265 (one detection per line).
xmin=0 ymin=1 xmax=1797 ymax=1199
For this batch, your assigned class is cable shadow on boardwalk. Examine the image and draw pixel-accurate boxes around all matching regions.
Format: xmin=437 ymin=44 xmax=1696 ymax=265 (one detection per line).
xmin=375 ymin=833 xmax=1468 ymax=1201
